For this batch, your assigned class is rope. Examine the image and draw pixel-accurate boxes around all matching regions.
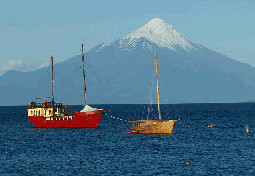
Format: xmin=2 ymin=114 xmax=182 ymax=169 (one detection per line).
xmin=168 ymin=102 xmax=213 ymax=135
xmin=176 ymin=119 xmax=212 ymax=135
xmin=105 ymin=114 xmax=128 ymax=122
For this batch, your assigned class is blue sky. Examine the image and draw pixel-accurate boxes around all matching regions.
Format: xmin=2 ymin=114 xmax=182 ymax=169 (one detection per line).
xmin=0 ymin=0 xmax=255 ymax=75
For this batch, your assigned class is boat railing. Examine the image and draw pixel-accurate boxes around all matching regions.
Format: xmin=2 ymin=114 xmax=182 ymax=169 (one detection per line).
xmin=28 ymin=102 xmax=64 ymax=109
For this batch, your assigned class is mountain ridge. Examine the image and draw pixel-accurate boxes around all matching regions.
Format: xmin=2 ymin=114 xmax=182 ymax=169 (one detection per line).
xmin=1 ymin=18 xmax=255 ymax=105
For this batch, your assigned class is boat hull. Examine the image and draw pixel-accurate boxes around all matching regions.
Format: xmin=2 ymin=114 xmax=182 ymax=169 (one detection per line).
xmin=130 ymin=120 xmax=176 ymax=134
xmin=28 ymin=110 xmax=103 ymax=128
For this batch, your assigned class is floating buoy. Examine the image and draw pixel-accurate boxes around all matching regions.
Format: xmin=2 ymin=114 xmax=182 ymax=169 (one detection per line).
xmin=186 ymin=161 xmax=190 ymax=165
xmin=245 ymin=124 xmax=250 ymax=133
xmin=208 ymin=124 xmax=216 ymax=127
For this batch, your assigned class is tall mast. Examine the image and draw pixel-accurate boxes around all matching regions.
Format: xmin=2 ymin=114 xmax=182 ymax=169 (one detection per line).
xmin=82 ymin=43 xmax=87 ymax=105
xmin=51 ymin=56 xmax=54 ymax=102
xmin=155 ymin=49 xmax=161 ymax=121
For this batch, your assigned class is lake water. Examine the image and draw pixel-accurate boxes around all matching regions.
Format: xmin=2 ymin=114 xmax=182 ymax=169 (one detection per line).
xmin=0 ymin=104 xmax=255 ymax=175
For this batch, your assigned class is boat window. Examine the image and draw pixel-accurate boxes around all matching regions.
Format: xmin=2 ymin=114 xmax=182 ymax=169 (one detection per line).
xmin=38 ymin=110 xmax=40 ymax=116
xmin=49 ymin=110 xmax=51 ymax=115
xmin=31 ymin=111 xmax=33 ymax=115
xmin=44 ymin=110 xmax=46 ymax=115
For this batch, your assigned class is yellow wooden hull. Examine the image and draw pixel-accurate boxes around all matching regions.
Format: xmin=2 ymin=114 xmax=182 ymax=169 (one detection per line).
xmin=130 ymin=120 xmax=176 ymax=134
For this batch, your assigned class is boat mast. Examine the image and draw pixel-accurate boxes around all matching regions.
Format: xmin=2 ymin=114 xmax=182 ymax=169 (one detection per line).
xmin=51 ymin=56 xmax=54 ymax=102
xmin=82 ymin=44 xmax=87 ymax=105
xmin=155 ymin=49 xmax=161 ymax=121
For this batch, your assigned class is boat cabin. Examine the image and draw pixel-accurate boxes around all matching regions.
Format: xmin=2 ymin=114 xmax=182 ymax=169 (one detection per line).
xmin=27 ymin=101 xmax=72 ymax=120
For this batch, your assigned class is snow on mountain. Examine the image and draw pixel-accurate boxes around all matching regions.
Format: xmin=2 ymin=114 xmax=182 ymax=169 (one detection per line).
xmin=96 ymin=18 xmax=200 ymax=53
xmin=118 ymin=18 xmax=197 ymax=51
xmin=2 ymin=18 xmax=255 ymax=105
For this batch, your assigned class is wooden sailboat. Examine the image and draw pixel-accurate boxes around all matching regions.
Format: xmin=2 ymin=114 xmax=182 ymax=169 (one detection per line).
xmin=127 ymin=50 xmax=176 ymax=134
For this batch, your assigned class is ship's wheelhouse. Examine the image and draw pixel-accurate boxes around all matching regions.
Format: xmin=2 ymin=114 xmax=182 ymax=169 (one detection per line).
xmin=28 ymin=101 xmax=66 ymax=118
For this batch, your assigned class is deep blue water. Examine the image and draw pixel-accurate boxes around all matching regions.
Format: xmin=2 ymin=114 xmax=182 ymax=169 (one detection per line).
xmin=0 ymin=104 xmax=255 ymax=175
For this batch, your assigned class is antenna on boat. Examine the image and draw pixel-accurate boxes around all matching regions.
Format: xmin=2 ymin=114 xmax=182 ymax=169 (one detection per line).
xmin=51 ymin=55 xmax=54 ymax=102
xmin=82 ymin=43 xmax=87 ymax=105
xmin=155 ymin=49 xmax=161 ymax=121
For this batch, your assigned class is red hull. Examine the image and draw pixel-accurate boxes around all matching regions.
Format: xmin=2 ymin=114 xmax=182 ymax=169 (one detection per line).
xmin=29 ymin=110 xmax=103 ymax=128
xmin=126 ymin=131 xmax=137 ymax=134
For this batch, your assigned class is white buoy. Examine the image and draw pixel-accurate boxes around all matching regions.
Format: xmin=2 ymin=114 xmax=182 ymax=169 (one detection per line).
xmin=245 ymin=124 xmax=250 ymax=133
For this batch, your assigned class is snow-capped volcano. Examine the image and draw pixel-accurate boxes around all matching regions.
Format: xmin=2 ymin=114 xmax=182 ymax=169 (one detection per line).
xmin=118 ymin=18 xmax=196 ymax=51
xmin=2 ymin=18 xmax=255 ymax=105
xmin=96 ymin=18 xmax=199 ymax=53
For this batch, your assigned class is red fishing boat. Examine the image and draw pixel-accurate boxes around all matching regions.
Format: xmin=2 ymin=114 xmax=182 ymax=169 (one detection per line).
xmin=28 ymin=44 xmax=106 ymax=128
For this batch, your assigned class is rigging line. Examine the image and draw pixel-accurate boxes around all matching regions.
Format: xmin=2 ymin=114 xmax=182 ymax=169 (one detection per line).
xmin=158 ymin=87 xmax=182 ymax=121
xmin=159 ymin=87 xmax=182 ymax=121
xmin=147 ymin=74 xmax=154 ymax=119
xmin=147 ymin=63 xmax=157 ymax=120
xmin=171 ymin=97 xmax=182 ymax=121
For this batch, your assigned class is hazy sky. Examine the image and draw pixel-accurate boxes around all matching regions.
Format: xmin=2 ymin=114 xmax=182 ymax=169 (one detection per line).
xmin=0 ymin=0 xmax=255 ymax=75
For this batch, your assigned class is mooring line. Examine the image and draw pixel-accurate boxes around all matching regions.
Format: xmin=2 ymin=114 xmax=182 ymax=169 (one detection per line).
xmin=105 ymin=114 xmax=128 ymax=122
xmin=176 ymin=119 xmax=212 ymax=135
xmin=165 ymin=101 xmax=213 ymax=135
xmin=105 ymin=112 xmax=213 ymax=135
